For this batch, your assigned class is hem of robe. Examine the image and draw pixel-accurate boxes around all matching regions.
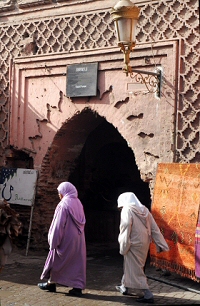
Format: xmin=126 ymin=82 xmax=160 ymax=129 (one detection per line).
xmin=40 ymin=276 xmax=86 ymax=289
xmin=125 ymin=283 xmax=149 ymax=290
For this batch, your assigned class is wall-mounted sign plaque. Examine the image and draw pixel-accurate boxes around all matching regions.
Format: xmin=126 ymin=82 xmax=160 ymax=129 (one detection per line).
xmin=0 ymin=167 xmax=38 ymax=206
xmin=67 ymin=62 xmax=98 ymax=97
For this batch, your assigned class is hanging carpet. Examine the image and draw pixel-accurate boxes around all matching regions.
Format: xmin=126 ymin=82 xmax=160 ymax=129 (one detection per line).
xmin=150 ymin=163 xmax=200 ymax=281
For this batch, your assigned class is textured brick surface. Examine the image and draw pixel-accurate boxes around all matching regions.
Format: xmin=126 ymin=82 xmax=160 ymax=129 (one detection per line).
xmin=0 ymin=248 xmax=200 ymax=305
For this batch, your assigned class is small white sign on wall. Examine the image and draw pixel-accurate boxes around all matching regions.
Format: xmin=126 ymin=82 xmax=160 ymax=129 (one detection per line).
xmin=0 ymin=168 xmax=38 ymax=206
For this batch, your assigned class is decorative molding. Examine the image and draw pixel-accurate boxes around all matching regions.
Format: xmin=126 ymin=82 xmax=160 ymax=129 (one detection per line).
xmin=0 ymin=0 xmax=98 ymax=11
xmin=18 ymin=0 xmax=52 ymax=8
xmin=56 ymin=0 xmax=95 ymax=3
xmin=0 ymin=0 xmax=15 ymax=11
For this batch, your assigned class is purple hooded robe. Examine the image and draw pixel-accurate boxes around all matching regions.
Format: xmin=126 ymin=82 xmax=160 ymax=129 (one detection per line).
xmin=40 ymin=182 xmax=86 ymax=289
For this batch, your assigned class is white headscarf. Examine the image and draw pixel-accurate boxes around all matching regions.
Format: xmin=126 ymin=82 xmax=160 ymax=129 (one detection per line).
xmin=117 ymin=192 xmax=152 ymax=240
xmin=118 ymin=192 xmax=145 ymax=212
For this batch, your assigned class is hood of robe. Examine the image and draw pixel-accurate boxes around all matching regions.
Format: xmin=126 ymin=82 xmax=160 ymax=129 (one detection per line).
xmin=57 ymin=182 xmax=86 ymax=233
xmin=117 ymin=192 xmax=145 ymax=211
xmin=57 ymin=181 xmax=78 ymax=198
xmin=117 ymin=192 xmax=151 ymax=239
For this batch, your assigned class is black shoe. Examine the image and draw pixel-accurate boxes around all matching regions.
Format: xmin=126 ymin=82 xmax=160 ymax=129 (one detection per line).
xmin=68 ymin=288 xmax=82 ymax=297
xmin=136 ymin=297 xmax=154 ymax=304
xmin=38 ymin=282 xmax=56 ymax=292
xmin=115 ymin=285 xmax=128 ymax=295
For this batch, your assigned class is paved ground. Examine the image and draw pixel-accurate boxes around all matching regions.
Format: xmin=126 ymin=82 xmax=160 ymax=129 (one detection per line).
xmin=1 ymin=244 xmax=200 ymax=305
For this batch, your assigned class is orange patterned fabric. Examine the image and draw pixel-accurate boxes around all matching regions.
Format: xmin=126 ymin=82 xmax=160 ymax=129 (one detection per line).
xmin=150 ymin=163 xmax=200 ymax=281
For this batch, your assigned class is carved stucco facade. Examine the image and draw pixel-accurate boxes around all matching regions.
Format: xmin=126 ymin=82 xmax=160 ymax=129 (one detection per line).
xmin=0 ymin=0 xmax=199 ymax=248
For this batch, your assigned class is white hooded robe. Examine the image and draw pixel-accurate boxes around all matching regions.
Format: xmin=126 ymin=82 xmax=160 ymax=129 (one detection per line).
xmin=118 ymin=192 xmax=169 ymax=290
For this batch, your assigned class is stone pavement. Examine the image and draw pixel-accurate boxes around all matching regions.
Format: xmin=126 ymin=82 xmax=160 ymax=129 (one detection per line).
xmin=0 ymin=245 xmax=200 ymax=306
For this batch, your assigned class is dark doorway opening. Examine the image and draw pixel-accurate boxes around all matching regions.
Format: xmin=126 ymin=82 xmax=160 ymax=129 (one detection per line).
xmin=68 ymin=119 xmax=151 ymax=256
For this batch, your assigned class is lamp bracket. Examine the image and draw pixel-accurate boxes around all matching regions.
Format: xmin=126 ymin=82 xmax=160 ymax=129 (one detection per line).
xmin=124 ymin=67 xmax=162 ymax=98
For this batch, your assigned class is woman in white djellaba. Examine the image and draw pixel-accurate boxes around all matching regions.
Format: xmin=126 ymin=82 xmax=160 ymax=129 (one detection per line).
xmin=116 ymin=192 xmax=169 ymax=304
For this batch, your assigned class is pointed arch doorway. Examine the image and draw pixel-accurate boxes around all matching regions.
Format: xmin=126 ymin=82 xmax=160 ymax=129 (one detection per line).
xmin=62 ymin=109 xmax=151 ymax=255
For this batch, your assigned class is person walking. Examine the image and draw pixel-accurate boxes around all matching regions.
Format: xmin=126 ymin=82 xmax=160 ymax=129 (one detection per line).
xmin=116 ymin=192 xmax=169 ymax=304
xmin=38 ymin=182 xmax=86 ymax=297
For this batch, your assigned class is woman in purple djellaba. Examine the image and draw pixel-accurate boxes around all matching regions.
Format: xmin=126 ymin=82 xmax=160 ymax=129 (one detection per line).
xmin=38 ymin=182 xmax=86 ymax=297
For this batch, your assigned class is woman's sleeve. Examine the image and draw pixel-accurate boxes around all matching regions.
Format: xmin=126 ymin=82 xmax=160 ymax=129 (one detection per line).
xmin=150 ymin=213 xmax=169 ymax=253
xmin=118 ymin=207 xmax=132 ymax=255
xmin=48 ymin=204 xmax=68 ymax=250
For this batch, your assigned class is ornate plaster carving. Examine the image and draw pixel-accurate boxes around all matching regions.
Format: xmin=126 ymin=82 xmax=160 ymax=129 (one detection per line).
xmin=18 ymin=0 xmax=52 ymax=8
xmin=0 ymin=0 xmax=15 ymax=11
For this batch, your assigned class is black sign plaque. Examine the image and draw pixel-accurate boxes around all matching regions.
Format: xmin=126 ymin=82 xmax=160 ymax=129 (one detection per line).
xmin=67 ymin=62 xmax=98 ymax=97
